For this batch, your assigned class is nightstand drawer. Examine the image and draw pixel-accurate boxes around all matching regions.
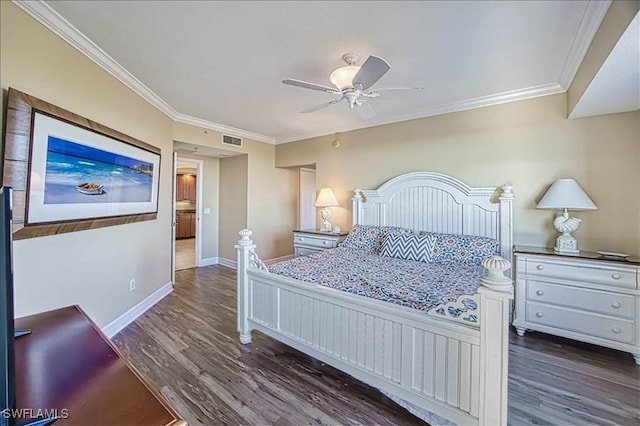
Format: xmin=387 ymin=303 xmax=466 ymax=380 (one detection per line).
xmin=526 ymin=259 xmax=637 ymax=289
xmin=295 ymin=247 xmax=321 ymax=257
xmin=527 ymin=280 xmax=635 ymax=319
xmin=526 ymin=301 xmax=635 ymax=344
xmin=294 ymin=234 xmax=338 ymax=249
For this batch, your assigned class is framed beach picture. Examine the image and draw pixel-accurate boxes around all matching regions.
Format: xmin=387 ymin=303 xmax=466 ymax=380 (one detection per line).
xmin=2 ymin=88 xmax=161 ymax=239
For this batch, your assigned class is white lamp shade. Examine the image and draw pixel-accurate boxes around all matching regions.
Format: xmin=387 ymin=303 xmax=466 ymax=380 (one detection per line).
xmin=329 ymin=65 xmax=360 ymax=90
xmin=536 ymin=179 xmax=597 ymax=211
xmin=315 ymin=188 xmax=339 ymax=207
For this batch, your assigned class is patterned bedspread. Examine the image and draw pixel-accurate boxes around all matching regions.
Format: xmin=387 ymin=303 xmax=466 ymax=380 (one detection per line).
xmin=268 ymin=247 xmax=485 ymax=313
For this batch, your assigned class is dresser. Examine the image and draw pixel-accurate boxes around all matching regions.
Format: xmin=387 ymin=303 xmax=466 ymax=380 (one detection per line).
xmin=13 ymin=305 xmax=185 ymax=425
xmin=513 ymin=246 xmax=640 ymax=365
xmin=293 ymin=229 xmax=348 ymax=257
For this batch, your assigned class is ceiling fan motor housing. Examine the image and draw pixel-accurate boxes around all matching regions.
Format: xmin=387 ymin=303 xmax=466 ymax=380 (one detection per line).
xmin=344 ymin=91 xmax=359 ymax=108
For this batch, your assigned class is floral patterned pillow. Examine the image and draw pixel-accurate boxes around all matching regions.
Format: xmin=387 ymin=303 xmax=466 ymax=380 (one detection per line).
xmin=340 ymin=225 xmax=416 ymax=254
xmin=424 ymin=232 xmax=499 ymax=265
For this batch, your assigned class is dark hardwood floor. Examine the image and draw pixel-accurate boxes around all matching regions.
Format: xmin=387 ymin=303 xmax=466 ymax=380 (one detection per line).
xmin=113 ymin=266 xmax=640 ymax=426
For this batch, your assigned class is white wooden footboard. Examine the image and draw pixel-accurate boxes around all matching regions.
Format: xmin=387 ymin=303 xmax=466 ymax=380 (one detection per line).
xmin=236 ymin=230 xmax=513 ymax=425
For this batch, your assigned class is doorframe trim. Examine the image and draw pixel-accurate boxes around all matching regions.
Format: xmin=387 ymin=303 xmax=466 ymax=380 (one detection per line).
xmin=174 ymin=156 xmax=204 ymax=269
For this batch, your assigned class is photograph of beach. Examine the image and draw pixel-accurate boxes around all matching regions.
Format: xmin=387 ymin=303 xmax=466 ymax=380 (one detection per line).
xmin=43 ymin=136 xmax=154 ymax=205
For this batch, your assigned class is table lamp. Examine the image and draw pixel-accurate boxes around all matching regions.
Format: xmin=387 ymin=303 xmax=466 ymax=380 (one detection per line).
xmin=536 ymin=178 xmax=597 ymax=253
xmin=315 ymin=188 xmax=339 ymax=232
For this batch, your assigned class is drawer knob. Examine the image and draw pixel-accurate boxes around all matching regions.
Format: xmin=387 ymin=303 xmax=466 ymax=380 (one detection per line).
xmin=323 ymin=241 xmax=328 ymax=245
xmin=299 ymin=237 xmax=304 ymax=241
xmin=536 ymin=265 xmax=544 ymax=270
xmin=536 ymin=290 xmax=544 ymax=296
xmin=611 ymin=302 xmax=622 ymax=309
xmin=535 ymin=312 xmax=544 ymax=318
xmin=611 ymin=327 xmax=621 ymax=334
xmin=611 ymin=273 xmax=621 ymax=280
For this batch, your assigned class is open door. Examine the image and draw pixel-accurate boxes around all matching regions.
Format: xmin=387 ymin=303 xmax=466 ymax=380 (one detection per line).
xmin=171 ymin=152 xmax=177 ymax=286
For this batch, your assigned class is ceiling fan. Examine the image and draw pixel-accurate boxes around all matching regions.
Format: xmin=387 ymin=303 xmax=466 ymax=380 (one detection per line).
xmin=283 ymin=52 xmax=424 ymax=120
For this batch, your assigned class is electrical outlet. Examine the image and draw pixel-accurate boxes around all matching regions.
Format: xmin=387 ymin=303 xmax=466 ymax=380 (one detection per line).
xmin=129 ymin=279 xmax=136 ymax=292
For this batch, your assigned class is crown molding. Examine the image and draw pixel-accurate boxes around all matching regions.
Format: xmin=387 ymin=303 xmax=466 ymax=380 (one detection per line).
xmin=12 ymin=0 xmax=275 ymax=145
xmin=174 ymin=113 xmax=275 ymax=144
xmin=275 ymin=82 xmax=564 ymax=144
xmin=558 ymin=0 xmax=612 ymax=89
xmin=14 ymin=0 xmax=604 ymax=147
xmin=12 ymin=0 xmax=177 ymax=117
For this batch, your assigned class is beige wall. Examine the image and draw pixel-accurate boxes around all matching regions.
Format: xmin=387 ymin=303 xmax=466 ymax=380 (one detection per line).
xmin=173 ymin=123 xmax=298 ymax=260
xmin=276 ymin=93 xmax=640 ymax=257
xmin=0 ymin=2 xmax=174 ymax=326
xmin=219 ymin=155 xmax=248 ymax=260
xmin=246 ymin=140 xmax=298 ymax=260
xmin=175 ymin=153 xmax=220 ymax=260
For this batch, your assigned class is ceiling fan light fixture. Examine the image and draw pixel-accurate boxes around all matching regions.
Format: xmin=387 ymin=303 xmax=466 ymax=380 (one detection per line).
xmin=329 ymin=65 xmax=360 ymax=90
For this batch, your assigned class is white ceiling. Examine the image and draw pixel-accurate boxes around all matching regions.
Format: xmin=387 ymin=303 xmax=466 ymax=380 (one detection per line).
xmin=32 ymin=1 xmax=613 ymax=143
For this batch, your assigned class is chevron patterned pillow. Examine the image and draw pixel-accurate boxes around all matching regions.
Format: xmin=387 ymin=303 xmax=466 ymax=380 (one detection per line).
xmin=379 ymin=233 xmax=437 ymax=263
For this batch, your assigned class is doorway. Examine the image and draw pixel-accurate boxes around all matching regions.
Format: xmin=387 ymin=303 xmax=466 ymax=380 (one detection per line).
xmin=299 ymin=167 xmax=316 ymax=230
xmin=174 ymin=157 xmax=202 ymax=271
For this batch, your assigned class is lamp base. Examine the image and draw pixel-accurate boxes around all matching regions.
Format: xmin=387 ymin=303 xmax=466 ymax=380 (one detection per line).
xmin=319 ymin=207 xmax=332 ymax=232
xmin=553 ymin=233 xmax=579 ymax=254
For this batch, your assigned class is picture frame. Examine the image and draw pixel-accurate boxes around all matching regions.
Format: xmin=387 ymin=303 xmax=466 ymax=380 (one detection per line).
xmin=1 ymin=88 xmax=161 ymax=239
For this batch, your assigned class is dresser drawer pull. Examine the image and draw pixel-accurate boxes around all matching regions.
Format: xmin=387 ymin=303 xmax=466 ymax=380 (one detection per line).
xmin=536 ymin=290 xmax=544 ymax=296
xmin=323 ymin=241 xmax=328 ymax=245
xmin=536 ymin=265 xmax=544 ymax=270
xmin=611 ymin=302 xmax=622 ymax=309
xmin=611 ymin=273 xmax=621 ymax=280
xmin=535 ymin=312 xmax=544 ymax=318
xmin=611 ymin=327 xmax=621 ymax=334
xmin=299 ymin=237 xmax=304 ymax=241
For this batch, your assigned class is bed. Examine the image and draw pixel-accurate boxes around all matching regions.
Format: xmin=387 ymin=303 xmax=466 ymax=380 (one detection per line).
xmin=236 ymin=171 xmax=514 ymax=425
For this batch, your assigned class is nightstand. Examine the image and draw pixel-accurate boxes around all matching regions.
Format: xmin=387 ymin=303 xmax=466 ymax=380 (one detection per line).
xmin=293 ymin=229 xmax=348 ymax=257
xmin=513 ymin=246 xmax=640 ymax=365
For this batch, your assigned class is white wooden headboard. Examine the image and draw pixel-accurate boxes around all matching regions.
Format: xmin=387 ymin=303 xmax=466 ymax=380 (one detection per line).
xmin=352 ymin=172 xmax=514 ymax=261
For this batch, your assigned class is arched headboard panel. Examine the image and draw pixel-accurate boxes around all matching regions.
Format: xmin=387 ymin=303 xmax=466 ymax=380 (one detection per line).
xmin=352 ymin=172 xmax=514 ymax=260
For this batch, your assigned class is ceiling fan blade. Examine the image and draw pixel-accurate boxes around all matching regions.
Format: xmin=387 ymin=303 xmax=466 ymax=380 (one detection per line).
xmin=300 ymin=99 xmax=342 ymax=113
xmin=352 ymin=55 xmax=390 ymax=90
xmin=370 ymin=87 xmax=425 ymax=93
xmin=353 ymin=100 xmax=376 ymax=120
xmin=283 ymin=79 xmax=340 ymax=93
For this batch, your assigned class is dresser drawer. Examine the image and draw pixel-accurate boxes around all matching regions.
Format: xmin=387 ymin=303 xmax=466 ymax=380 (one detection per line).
xmin=294 ymin=234 xmax=338 ymax=249
xmin=527 ymin=280 xmax=635 ymax=319
xmin=525 ymin=259 xmax=637 ymax=289
xmin=526 ymin=301 xmax=635 ymax=344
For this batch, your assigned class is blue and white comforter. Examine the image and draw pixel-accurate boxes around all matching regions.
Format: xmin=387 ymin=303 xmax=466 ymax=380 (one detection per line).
xmin=268 ymin=247 xmax=484 ymax=313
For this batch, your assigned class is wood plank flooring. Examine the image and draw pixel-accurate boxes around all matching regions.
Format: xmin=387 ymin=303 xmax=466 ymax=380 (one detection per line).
xmin=113 ymin=266 xmax=640 ymax=425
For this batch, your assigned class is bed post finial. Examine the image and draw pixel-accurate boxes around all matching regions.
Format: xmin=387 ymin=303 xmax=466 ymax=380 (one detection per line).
xmin=238 ymin=228 xmax=253 ymax=244
xmin=236 ymin=229 xmax=255 ymax=344
xmin=478 ymin=255 xmax=513 ymax=425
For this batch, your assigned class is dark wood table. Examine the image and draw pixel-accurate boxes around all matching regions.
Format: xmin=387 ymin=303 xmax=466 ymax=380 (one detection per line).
xmin=14 ymin=306 xmax=185 ymax=426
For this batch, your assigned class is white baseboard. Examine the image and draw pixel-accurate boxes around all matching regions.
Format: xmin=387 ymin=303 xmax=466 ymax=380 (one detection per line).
xmin=102 ymin=281 xmax=173 ymax=339
xmin=199 ymin=257 xmax=219 ymax=267
xmin=217 ymin=257 xmax=237 ymax=269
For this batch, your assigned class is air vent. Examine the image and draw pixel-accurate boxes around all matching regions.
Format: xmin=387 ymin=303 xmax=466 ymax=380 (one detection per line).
xmin=222 ymin=134 xmax=243 ymax=147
